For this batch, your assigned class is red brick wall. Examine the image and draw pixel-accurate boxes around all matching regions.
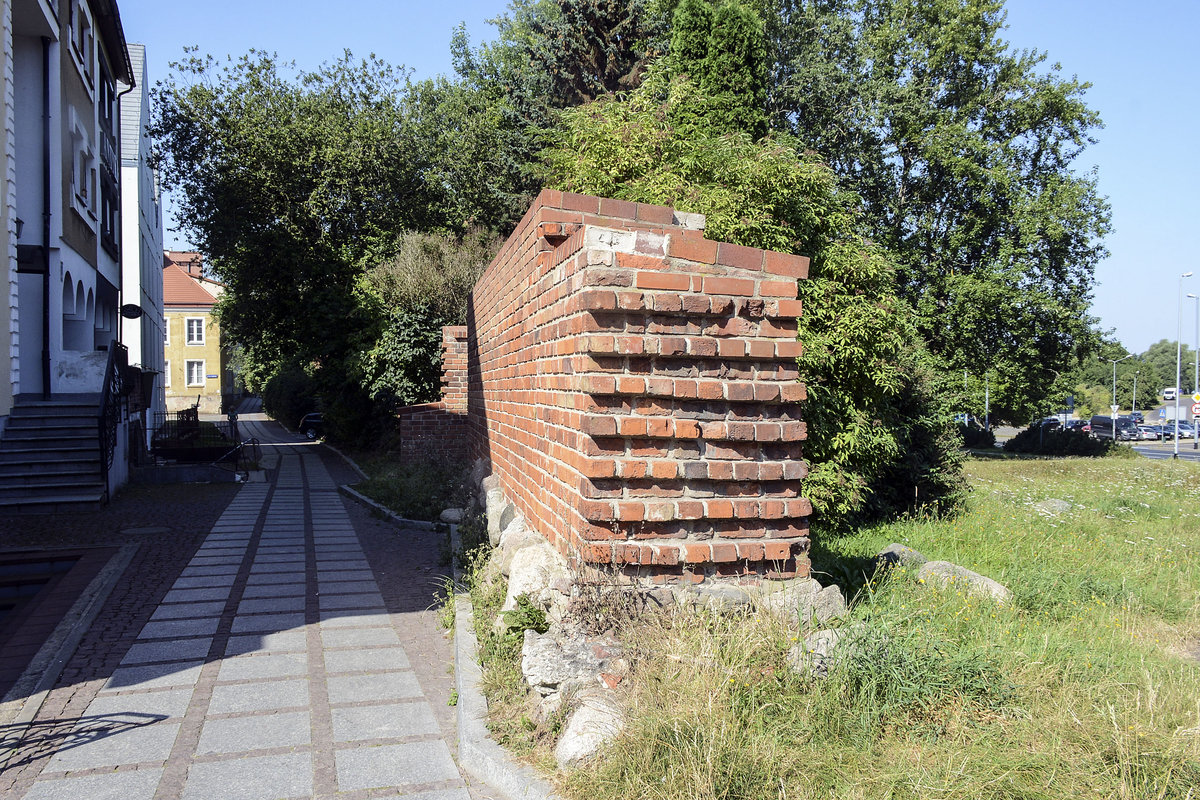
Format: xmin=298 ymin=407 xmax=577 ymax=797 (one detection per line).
xmin=395 ymin=327 xmax=469 ymax=462
xmin=461 ymin=189 xmax=811 ymax=583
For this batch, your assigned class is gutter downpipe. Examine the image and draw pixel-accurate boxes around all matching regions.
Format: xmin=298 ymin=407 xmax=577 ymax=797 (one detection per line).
xmin=40 ymin=38 xmax=51 ymax=400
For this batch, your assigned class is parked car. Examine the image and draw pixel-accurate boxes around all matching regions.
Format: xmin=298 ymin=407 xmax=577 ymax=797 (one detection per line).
xmin=1064 ymin=419 xmax=1089 ymax=433
xmin=1128 ymin=412 xmax=1145 ymax=424
xmin=1089 ymin=415 xmax=1139 ymax=441
xmin=1137 ymin=425 xmax=1161 ymax=440
xmin=1152 ymin=424 xmax=1175 ymax=440
xmin=1176 ymin=421 xmax=1197 ymax=439
xmin=298 ymin=412 xmax=324 ymax=440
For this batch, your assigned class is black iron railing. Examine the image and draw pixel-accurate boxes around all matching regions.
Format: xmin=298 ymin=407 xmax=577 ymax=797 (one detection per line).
xmin=97 ymin=341 xmax=128 ymax=502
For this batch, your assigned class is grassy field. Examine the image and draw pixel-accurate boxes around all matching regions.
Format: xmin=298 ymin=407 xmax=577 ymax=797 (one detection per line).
xmin=542 ymin=457 xmax=1200 ymax=799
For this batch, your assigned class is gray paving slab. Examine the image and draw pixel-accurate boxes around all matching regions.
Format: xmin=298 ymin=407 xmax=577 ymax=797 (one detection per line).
xmin=326 ymin=671 xmax=423 ymax=703
xmin=45 ymin=719 xmax=180 ymax=770
xmin=160 ymin=587 xmax=232 ymax=603
xmin=84 ymin=688 xmax=194 ymax=719
xmin=335 ymin=739 xmax=461 ymax=791
xmin=317 ymin=580 xmax=377 ymax=593
xmin=240 ymin=582 xmax=306 ymax=598
xmin=179 ymin=565 xmax=240 ymax=577
xmin=242 ymin=572 xmax=306 ymax=585
xmin=207 ymin=679 xmax=310 ymax=714
xmin=314 ymin=569 xmax=375 ymax=581
xmin=373 ymin=790 xmax=473 ymax=800
xmin=138 ymin=618 xmax=221 ymax=639
xmin=120 ymin=638 xmax=213 ymax=665
xmin=247 ymin=562 xmax=306 ymax=575
xmin=237 ymin=596 xmax=306 ymax=614
xmin=314 ymin=559 xmax=371 ymax=571
xmin=229 ymin=612 xmax=306 ymax=633
xmin=103 ymin=662 xmax=204 ymax=691
xmin=217 ymin=652 xmax=308 ymax=681
xmin=319 ymin=611 xmax=393 ymax=628
xmin=181 ymin=752 xmax=312 ymax=800
xmin=331 ymin=700 xmax=440 ymax=742
xmin=319 ymin=593 xmax=385 ymax=611
xmin=324 ymin=647 xmax=410 ymax=673
xmin=168 ymin=575 xmax=236 ymax=590
xmin=20 ymin=768 xmax=164 ymax=800
xmin=150 ymin=601 xmax=227 ymax=620
xmin=196 ymin=710 xmax=311 ymax=754
xmin=321 ymin=626 xmax=401 ymax=648
xmin=224 ymin=630 xmax=308 ymax=656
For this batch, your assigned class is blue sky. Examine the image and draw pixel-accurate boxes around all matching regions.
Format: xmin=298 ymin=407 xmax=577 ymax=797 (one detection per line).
xmin=116 ymin=0 xmax=1199 ymax=356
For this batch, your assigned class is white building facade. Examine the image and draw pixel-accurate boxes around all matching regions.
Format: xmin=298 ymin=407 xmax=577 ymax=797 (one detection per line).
xmin=119 ymin=41 xmax=164 ymax=440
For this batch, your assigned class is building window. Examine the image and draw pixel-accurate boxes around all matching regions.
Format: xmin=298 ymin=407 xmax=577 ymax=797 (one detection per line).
xmin=185 ymin=317 xmax=205 ymax=345
xmin=186 ymin=360 xmax=205 ymax=387
xmin=69 ymin=108 xmax=97 ymax=228
xmin=164 ymin=360 xmax=170 ymax=388
xmin=68 ymin=0 xmax=95 ymax=90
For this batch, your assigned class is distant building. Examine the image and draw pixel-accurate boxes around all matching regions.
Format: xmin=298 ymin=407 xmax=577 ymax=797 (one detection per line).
xmin=163 ymin=251 xmax=234 ymax=414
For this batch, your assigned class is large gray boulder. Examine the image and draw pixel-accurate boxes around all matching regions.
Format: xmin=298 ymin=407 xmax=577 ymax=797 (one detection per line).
xmin=503 ymin=538 xmax=572 ymax=621
xmin=495 ymin=515 xmax=543 ymax=577
xmin=673 ymin=582 xmax=754 ymax=611
xmin=876 ymin=543 xmax=928 ymax=569
xmin=759 ymin=578 xmax=847 ymax=627
xmin=787 ymin=623 xmax=871 ymax=678
xmin=485 ymin=488 xmax=508 ymax=546
xmin=521 ymin=629 xmax=610 ymax=696
xmin=439 ymin=507 xmax=466 ymax=524
xmin=554 ymin=688 xmax=625 ymax=768
xmin=917 ymin=561 xmax=1011 ymax=604
xmin=1035 ymin=498 xmax=1072 ymax=516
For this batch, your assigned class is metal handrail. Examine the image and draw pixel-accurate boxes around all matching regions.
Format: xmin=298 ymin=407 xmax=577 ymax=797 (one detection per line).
xmin=97 ymin=340 xmax=128 ymax=503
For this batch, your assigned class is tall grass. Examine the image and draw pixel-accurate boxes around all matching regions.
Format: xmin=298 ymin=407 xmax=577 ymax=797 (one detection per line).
xmin=561 ymin=457 xmax=1200 ymax=800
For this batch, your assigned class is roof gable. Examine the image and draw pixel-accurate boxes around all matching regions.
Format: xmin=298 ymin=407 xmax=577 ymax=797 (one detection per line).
xmin=163 ymin=263 xmax=218 ymax=307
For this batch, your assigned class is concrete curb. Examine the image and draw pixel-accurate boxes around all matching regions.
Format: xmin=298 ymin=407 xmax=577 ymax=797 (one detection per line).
xmin=322 ymin=442 xmax=370 ymax=482
xmin=337 ymin=484 xmax=439 ymax=531
xmin=0 ymin=543 xmax=139 ymax=763
xmin=455 ymin=596 xmax=560 ymax=800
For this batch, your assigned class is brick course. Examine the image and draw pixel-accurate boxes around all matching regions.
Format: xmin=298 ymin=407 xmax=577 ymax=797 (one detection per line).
xmin=395 ymin=327 xmax=469 ymax=462
xmin=440 ymin=190 xmax=810 ymax=582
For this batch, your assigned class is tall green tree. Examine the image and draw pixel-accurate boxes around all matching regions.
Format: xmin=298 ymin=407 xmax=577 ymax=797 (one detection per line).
xmin=152 ymin=51 xmax=449 ymax=382
xmin=543 ymin=64 xmax=966 ymax=527
xmin=765 ymin=0 xmax=1111 ymax=421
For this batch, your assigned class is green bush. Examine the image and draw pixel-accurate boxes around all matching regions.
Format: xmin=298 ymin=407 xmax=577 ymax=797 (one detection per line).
xmin=957 ymin=423 xmax=996 ymax=449
xmin=1003 ymin=426 xmax=1125 ymax=456
xmin=262 ymin=361 xmax=319 ymax=430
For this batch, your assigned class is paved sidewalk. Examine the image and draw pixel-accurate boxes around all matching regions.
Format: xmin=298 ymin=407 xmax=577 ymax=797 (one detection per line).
xmin=2 ymin=423 xmax=482 ymax=799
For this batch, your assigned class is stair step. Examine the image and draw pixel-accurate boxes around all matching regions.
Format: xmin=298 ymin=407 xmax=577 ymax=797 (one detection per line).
xmin=0 ymin=459 xmax=101 ymax=476
xmin=5 ymin=417 xmax=95 ymax=430
xmin=1 ymin=435 xmax=96 ymax=450
xmin=0 ymin=446 xmax=100 ymax=464
xmin=0 ymin=471 xmax=100 ymax=488
xmin=0 ymin=482 xmax=106 ymax=499
xmin=0 ymin=493 xmax=105 ymax=515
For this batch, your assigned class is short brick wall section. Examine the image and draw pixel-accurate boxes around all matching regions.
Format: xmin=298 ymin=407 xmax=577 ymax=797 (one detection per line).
xmin=444 ymin=190 xmax=811 ymax=584
xmin=395 ymin=327 xmax=469 ymax=462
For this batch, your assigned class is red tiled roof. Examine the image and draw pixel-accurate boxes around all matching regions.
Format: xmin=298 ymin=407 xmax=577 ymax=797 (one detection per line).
xmin=163 ymin=263 xmax=218 ymax=307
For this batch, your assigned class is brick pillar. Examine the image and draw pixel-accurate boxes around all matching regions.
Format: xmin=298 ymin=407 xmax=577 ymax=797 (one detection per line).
xmin=441 ymin=326 xmax=468 ymax=413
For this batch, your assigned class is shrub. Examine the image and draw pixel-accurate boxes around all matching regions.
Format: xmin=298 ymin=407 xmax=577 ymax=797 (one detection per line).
xmin=958 ymin=423 xmax=996 ymax=449
xmin=1003 ymin=426 xmax=1124 ymax=456
xmin=261 ymin=361 xmax=318 ymax=430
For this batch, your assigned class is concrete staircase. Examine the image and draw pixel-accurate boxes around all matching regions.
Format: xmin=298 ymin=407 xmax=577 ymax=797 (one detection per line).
xmin=0 ymin=398 xmax=105 ymax=514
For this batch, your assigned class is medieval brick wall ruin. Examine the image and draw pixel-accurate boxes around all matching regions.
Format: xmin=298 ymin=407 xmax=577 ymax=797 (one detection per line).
xmin=424 ymin=189 xmax=812 ymax=584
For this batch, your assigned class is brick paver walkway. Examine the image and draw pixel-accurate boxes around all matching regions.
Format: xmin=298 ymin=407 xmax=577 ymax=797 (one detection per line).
xmin=2 ymin=416 xmax=477 ymax=800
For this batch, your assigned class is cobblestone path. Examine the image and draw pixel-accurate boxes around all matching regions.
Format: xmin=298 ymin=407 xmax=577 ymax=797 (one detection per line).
xmin=3 ymin=427 xmax=476 ymax=800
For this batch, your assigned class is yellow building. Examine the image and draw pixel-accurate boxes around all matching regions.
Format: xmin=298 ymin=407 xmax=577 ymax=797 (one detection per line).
xmin=162 ymin=251 xmax=234 ymax=413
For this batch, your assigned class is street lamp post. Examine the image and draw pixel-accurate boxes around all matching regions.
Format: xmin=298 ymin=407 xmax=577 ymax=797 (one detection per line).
xmin=1175 ymin=272 xmax=1194 ymax=459
xmin=1188 ymin=293 xmax=1199 ymax=450
xmin=1107 ymin=354 xmax=1133 ymax=440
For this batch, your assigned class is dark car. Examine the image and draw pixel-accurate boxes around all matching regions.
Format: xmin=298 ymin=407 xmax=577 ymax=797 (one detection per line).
xmin=298 ymin=412 xmax=324 ymax=440
xmin=1089 ymin=415 xmax=1138 ymax=441
xmin=1064 ymin=419 xmax=1089 ymax=433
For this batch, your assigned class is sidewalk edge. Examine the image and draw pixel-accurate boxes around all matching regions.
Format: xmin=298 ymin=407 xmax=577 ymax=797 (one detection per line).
xmin=455 ymin=596 xmax=560 ymax=800
xmin=337 ymin=484 xmax=438 ymax=531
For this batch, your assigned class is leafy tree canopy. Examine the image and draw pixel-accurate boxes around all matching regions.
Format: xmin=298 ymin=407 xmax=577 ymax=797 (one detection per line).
xmin=543 ymin=60 xmax=966 ymax=527
xmin=766 ymin=0 xmax=1112 ymax=420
